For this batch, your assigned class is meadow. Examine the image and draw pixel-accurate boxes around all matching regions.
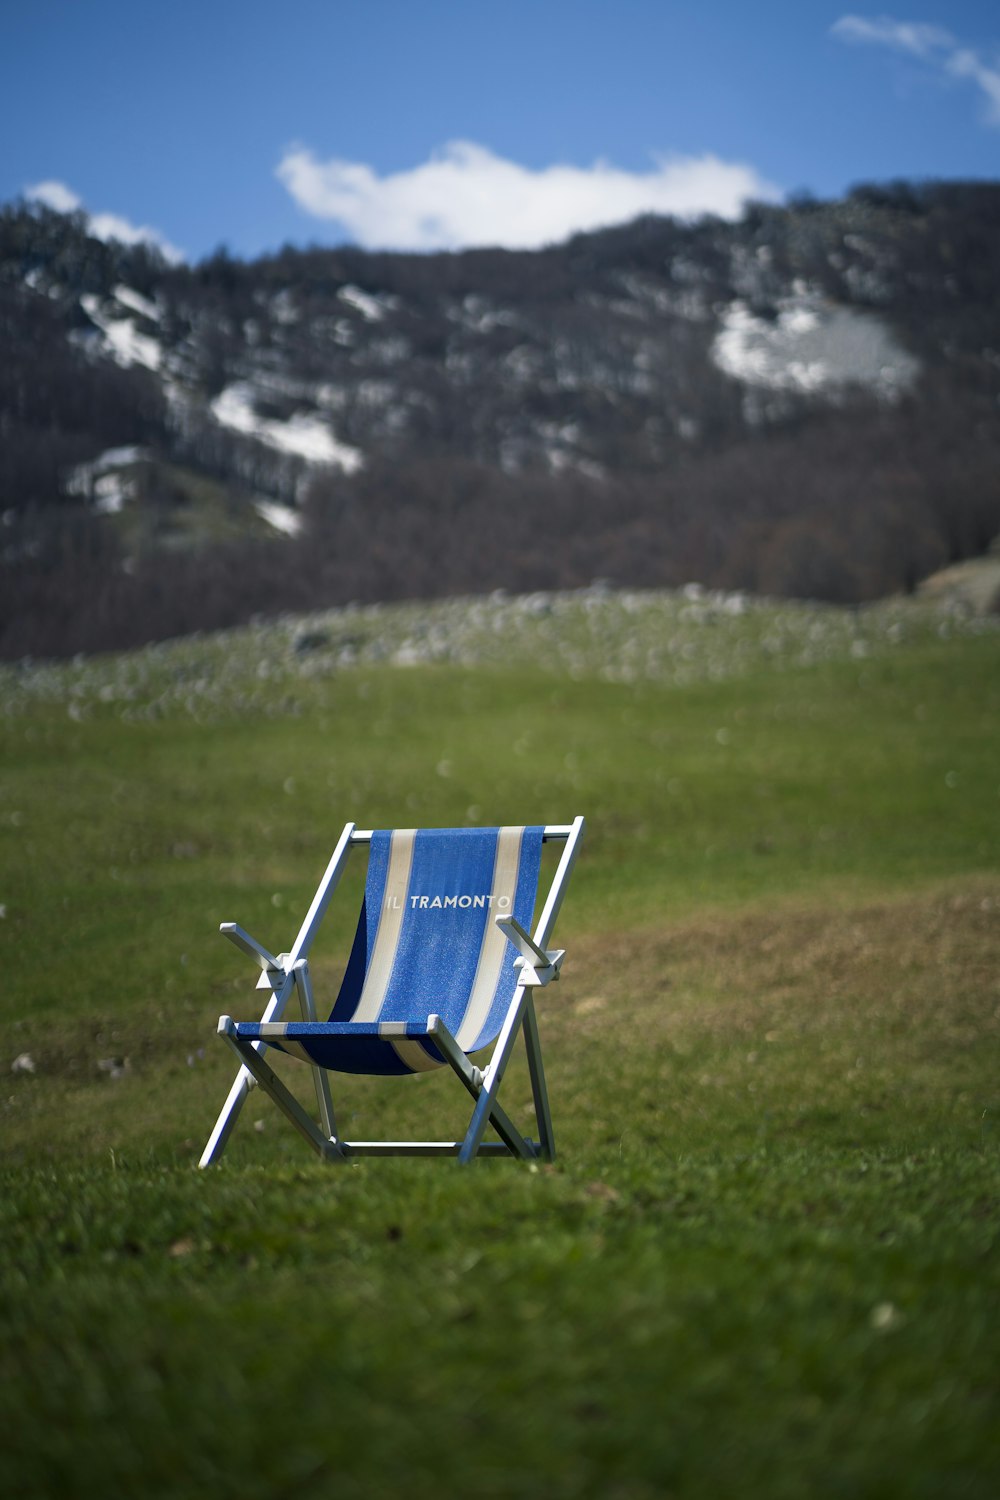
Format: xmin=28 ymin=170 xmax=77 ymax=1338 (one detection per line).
xmin=1 ymin=585 xmax=998 ymax=1498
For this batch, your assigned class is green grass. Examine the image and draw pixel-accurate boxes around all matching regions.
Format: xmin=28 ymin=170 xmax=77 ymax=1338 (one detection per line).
xmin=104 ymin=458 xmax=283 ymax=552
xmin=1 ymin=595 xmax=998 ymax=1497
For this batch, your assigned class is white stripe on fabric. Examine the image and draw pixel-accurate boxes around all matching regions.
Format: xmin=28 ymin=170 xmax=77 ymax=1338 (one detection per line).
xmin=252 ymin=1025 xmax=315 ymax=1065
xmin=389 ymin=1037 xmax=442 ymax=1072
xmin=455 ymin=825 xmax=525 ymax=1051
xmin=352 ymin=828 xmax=416 ymax=1022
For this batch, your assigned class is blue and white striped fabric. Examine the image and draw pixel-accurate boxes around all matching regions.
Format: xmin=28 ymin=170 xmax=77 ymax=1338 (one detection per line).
xmin=237 ymin=826 xmax=544 ymax=1075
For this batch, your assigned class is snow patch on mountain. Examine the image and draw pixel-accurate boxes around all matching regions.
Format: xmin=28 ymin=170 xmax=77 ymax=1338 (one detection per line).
xmin=338 ymin=284 xmax=392 ymax=321
xmin=81 ymin=294 xmax=163 ymax=371
xmin=113 ymin=285 xmax=162 ymax=322
xmin=254 ymin=499 xmax=303 ymax=536
xmin=209 ymin=382 xmax=363 ymax=470
xmin=64 ymin=446 xmax=148 ymax=512
xmin=712 ymin=290 xmax=919 ymax=398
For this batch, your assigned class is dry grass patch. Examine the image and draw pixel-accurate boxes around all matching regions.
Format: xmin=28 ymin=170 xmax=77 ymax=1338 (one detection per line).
xmin=564 ymin=878 xmax=1000 ymax=1037
xmin=547 ymin=878 xmax=1000 ymax=1157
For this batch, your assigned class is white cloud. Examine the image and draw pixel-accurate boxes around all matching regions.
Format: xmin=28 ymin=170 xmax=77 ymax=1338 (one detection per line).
xmin=276 ymin=140 xmax=779 ymax=251
xmin=947 ymin=45 xmax=1000 ymax=124
xmin=27 ymin=178 xmax=82 ymax=214
xmin=832 ymin=14 xmax=1000 ymax=124
xmin=831 ymin=16 xmax=955 ymax=58
xmin=25 ymin=180 xmax=185 ymax=262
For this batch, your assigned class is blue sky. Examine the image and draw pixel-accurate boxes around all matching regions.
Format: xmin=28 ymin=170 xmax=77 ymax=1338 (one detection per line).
xmin=2 ymin=0 xmax=998 ymax=262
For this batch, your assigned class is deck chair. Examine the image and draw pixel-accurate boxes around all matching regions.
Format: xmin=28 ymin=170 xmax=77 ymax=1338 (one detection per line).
xmin=199 ymin=817 xmax=584 ymax=1165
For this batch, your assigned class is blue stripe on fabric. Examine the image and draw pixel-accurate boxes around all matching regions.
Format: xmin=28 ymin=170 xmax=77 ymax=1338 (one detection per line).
xmin=327 ymin=830 xmax=392 ymax=1022
xmin=378 ymin=827 xmax=499 ymax=1032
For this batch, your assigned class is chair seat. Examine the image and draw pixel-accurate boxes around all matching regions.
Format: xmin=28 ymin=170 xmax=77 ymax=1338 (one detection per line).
xmin=237 ymin=1020 xmax=445 ymax=1075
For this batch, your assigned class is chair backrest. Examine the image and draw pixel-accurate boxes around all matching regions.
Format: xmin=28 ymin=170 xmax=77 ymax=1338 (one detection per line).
xmin=329 ymin=826 xmax=544 ymax=1051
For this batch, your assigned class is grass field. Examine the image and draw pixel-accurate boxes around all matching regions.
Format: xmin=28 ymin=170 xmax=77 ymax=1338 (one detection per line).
xmin=1 ymin=588 xmax=998 ymax=1498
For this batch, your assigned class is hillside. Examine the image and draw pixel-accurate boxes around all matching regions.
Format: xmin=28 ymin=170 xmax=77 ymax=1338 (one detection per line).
xmin=2 ymin=180 xmax=1000 ymax=657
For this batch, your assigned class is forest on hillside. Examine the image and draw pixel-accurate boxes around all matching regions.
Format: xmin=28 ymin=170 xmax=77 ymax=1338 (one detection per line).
xmin=1 ymin=181 xmax=999 ymax=658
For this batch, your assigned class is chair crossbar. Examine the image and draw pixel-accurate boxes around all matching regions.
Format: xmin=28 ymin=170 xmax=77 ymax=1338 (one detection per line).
xmin=348 ymin=825 xmax=575 ymax=843
xmin=339 ymin=1142 xmax=542 ymax=1158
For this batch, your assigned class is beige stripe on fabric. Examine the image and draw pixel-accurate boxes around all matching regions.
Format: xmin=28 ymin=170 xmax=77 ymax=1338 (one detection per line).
xmin=269 ymin=1038 xmax=316 ymax=1065
xmin=455 ymin=825 xmax=525 ymax=1052
xmin=352 ymin=828 xmax=417 ymax=1022
xmin=255 ymin=1026 xmax=315 ymax=1066
xmin=390 ymin=1037 xmax=443 ymax=1072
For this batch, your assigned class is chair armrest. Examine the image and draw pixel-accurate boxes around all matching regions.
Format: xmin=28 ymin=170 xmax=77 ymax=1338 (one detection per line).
xmin=220 ymin=922 xmax=281 ymax=972
xmin=494 ymin=916 xmax=564 ymax=986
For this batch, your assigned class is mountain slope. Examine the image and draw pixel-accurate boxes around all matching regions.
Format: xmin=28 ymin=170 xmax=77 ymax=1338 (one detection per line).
xmin=2 ymin=181 xmax=999 ymax=656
